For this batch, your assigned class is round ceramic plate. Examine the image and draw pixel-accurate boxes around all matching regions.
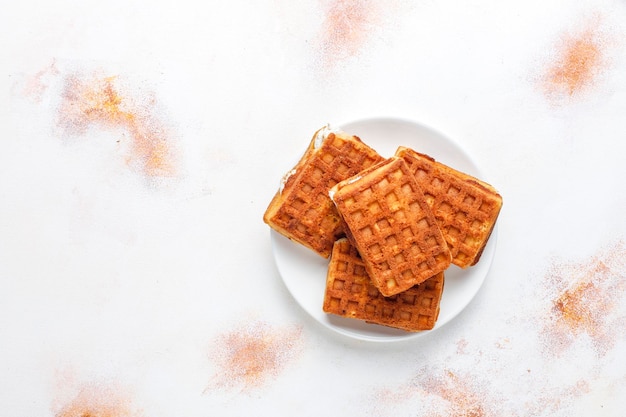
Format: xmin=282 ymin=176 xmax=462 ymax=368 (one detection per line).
xmin=271 ymin=117 xmax=498 ymax=342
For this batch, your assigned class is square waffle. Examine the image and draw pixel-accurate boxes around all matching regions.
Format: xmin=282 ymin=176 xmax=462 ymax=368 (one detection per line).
xmin=330 ymin=156 xmax=451 ymax=296
xmin=323 ymin=238 xmax=445 ymax=331
xmin=396 ymin=147 xmax=503 ymax=268
xmin=263 ymin=126 xmax=384 ymax=258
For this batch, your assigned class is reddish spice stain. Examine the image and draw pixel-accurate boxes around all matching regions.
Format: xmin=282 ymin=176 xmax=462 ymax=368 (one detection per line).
xmin=373 ymin=369 xmax=503 ymax=417
xmin=315 ymin=0 xmax=387 ymax=70
xmin=374 ymin=367 xmax=595 ymax=416
xmin=525 ymin=380 xmax=590 ymax=416
xmin=541 ymin=18 xmax=610 ymax=102
xmin=494 ymin=337 xmax=512 ymax=350
xmin=456 ymin=337 xmax=469 ymax=354
xmin=54 ymin=383 xmax=141 ymax=417
xmin=206 ymin=320 xmax=304 ymax=392
xmin=419 ymin=370 xmax=490 ymax=417
xmin=542 ymin=240 xmax=626 ymax=356
xmin=17 ymin=60 xmax=59 ymax=103
xmin=320 ymin=0 xmax=378 ymax=57
xmin=57 ymin=73 xmax=177 ymax=178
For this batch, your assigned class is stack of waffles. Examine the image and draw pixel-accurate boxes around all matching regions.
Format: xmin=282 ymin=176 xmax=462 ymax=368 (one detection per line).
xmin=264 ymin=126 xmax=502 ymax=332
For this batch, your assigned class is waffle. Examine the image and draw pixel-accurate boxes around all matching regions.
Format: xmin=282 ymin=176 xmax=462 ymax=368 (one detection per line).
xmin=263 ymin=126 xmax=384 ymax=258
xmin=396 ymin=147 xmax=502 ymax=268
xmin=330 ymin=156 xmax=451 ymax=296
xmin=323 ymin=238 xmax=445 ymax=331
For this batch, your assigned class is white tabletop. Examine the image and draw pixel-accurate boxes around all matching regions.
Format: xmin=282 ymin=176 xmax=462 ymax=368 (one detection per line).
xmin=2 ymin=1 xmax=626 ymax=416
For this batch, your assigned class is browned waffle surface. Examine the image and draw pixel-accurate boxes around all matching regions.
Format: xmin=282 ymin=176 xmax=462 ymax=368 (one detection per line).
xmin=263 ymin=127 xmax=384 ymax=258
xmin=330 ymin=157 xmax=451 ymax=296
xmin=323 ymin=238 xmax=444 ymax=331
xmin=396 ymin=147 xmax=502 ymax=268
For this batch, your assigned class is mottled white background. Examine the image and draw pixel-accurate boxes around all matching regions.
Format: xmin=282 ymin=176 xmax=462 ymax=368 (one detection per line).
xmin=1 ymin=0 xmax=626 ymax=416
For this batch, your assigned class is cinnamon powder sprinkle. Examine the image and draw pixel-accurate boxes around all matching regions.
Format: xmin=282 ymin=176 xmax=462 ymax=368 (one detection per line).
xmin=525 ymin=380 xmax=591 ymax=416
xmin=373 ymin=369 xmax=502 ymax=417
xmin=320 ymin=0 xmax=378 ymax=57
xmin=57 ymin=73 xmax=177 ymax=178
xmin=16 ymin=59 xmax=59 ymax=103
xmin=54 ymin=383 xmax=142 ymax=417
xmin=542 ymin=240 xmax=626 ymax=356
xmin=206 ymin=320 xmax=304 ymax=392
xmin=541 ymin=19 xmax=609 ymax=101
xmin=419 ymin=370 xmax=491 ymax=417
xmin=316 ymin=0 xmax=384 ymax=69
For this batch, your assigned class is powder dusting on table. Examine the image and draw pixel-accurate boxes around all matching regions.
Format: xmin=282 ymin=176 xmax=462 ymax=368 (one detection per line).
xmin=54 ymin=382 xmax=141 ymax=417
xmin=540 ymin=17 xmax=611 ymax=103
xmin=16 ymin=59 xmax=59 ymax=103
xmin=419 ymin=370 xmax=492 ymax=417
xmin=315 ymin=0 xmax=403 ymax=71
xmin=57 ymin=72 xmax=177 ymax=178
xmin=456 ymin=337 xmax=469 ymax=354
xmin=525 ymin=380 xmax=590 ymax=416
xmin=206 ymin=320 xmax=304 ymax=392
xmin=541 ymin=239 xmax=626 ymax=356
xmin=372 ymin=368 xmax=502 ymax=417
xmin=317 ymin=0 xmax=379 ymax=61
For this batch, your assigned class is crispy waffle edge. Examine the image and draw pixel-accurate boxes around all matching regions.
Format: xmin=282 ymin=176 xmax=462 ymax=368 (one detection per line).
xmin=323 ymin=238 xmax=445 ymax=332
xmin=330 ymin=157 xmax=451 ymax=296
xmin=263 ymin=126 xmax=384 ymax=258
xmin=395 ymin=146 xmax=503 ymax=268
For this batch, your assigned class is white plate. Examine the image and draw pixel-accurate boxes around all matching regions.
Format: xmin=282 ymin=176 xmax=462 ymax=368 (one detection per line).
xmin=271 ymin=117 xmax=498 ymax=342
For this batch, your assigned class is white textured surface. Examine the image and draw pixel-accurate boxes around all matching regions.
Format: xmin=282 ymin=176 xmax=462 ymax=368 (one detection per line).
xmin=1 ymin=1 xmax=626 ymax=416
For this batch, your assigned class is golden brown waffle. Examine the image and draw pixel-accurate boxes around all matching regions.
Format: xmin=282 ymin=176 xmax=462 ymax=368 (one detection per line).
xmin=396 ymin=147 xmax=502 ymax=268
xmin=263 ymin=126 xmax=384 ymax=258
xmin=323 ymin=238 xmax=445 ymax=331
xmin=330 ymin=157 xmax=451 ymax=296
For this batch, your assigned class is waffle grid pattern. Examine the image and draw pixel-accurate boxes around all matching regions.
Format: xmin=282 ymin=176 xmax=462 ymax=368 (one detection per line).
xmin=332 ymin=158 xmax=450 ymax=296
xmin=323 ymin=238 xmax=444 ymax=331
xmin=397 ymin=148 xmax=502 ymax=267
xmin=267 ymin=133 xmax=383 ymax=257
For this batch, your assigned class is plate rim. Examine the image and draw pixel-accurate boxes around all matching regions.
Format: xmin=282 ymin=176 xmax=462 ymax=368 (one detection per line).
xmin=270 ymin=116 xmax=498 ymax=342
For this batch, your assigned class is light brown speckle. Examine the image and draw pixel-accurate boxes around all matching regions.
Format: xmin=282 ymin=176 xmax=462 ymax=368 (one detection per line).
xmin=314 ymin=0 xmax=406 ymax=72
xmin=541 ymin=240 xmax=626 ymax=356
xmin=540 ymin=16 xmax=614 ymax=104
xmin=373 ymin=368 xmax=506 ymax=417
xmin=57 ymin=72 xmax=178 ymax=178
xmin=206 ymin=320 xmax=304 ymax=393
xmin=54 ymin=382 xmax=141 ymax=417
xmin=16 ymin=60 xmax=59 ymax=103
